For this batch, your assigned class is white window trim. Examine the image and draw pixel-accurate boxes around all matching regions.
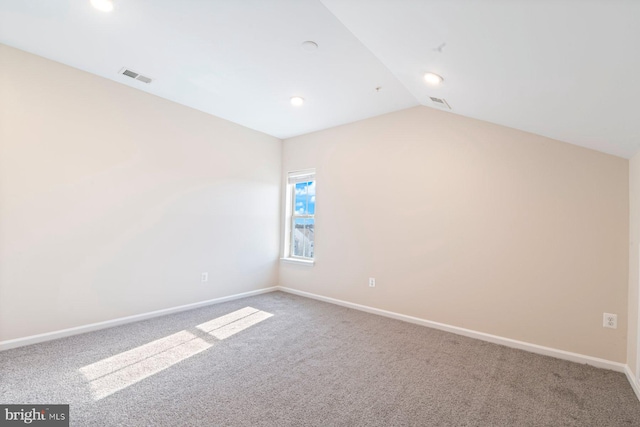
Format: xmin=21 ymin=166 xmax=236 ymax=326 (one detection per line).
xmin=282 ymin=169 xmax=315 ymax=264
xmin=279 ymin=257 xmax=315 ymax=266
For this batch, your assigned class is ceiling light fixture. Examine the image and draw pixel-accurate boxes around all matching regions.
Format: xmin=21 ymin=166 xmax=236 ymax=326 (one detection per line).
xmin=424 ymin=72 xmax=444 ymax=86
xmin=90 ymin=0 xmax=114 ymax=12
xmin=290 ymin=96 xmax=305 ymax=107
xmin=302 ymin=41 xmax=318 ymax=51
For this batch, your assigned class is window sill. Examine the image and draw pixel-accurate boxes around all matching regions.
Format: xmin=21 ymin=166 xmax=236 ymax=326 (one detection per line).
xmin=280 ymin=257 xmax=315 ymax=266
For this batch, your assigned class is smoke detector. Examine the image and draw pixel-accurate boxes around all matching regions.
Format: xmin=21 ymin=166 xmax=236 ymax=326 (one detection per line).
xmin=118 ymin=68 xmax=153 ymax=84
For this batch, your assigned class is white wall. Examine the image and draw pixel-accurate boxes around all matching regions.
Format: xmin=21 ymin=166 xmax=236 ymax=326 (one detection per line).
xmin=280 ymin=106 xmax=629 ymax=363
xmin=0 ymin=44 xmax=282 ymax=342
xmin=1 ymin=43 xmax=632 ymax=365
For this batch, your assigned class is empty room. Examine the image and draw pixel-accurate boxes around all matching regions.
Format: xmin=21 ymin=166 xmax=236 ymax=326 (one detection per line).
xmin=1 ymin=0 xmax=640 ymax=426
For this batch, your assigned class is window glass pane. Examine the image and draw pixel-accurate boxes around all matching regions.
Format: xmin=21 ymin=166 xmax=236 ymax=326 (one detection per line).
xmin=292 ymin=217 xmax=314 ymax=258
xmin=307 ymin=181 xmax=315 ymax=215
xmin=304 ymin=218 xmax=315 ymax=258
xmin=292 ymin=218 xmax=305 ymax=257
xmin=294 ymin=181 xmax=315 ymax=215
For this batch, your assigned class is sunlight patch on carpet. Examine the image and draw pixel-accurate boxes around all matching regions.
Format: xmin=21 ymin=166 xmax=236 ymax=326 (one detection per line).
xmin=80 ymin=307 xmax=272 ymax=400
xmin=196 ymin=307 xmax=273 ymax=340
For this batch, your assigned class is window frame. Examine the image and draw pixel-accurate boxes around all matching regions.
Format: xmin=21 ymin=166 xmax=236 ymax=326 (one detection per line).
xmin=283 ymin=169 xmax=316 ymax=263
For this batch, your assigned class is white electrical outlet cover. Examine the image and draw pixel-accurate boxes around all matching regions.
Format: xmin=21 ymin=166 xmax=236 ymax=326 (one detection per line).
xmin=603 ymin=313 xmax=617 ymax=329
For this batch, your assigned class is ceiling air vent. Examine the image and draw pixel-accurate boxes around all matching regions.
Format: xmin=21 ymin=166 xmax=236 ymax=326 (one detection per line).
xmin=118 ymin=67 xmax=153 ymax=84
xmin=429 ymin=96 xmax=451 ymax=110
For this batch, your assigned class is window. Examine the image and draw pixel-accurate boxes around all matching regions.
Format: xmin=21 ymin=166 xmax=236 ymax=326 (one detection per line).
xmin=285 ymin=170 xmax=315 ymax=261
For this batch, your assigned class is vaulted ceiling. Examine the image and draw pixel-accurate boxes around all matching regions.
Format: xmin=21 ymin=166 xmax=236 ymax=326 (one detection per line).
xmin=1 ymin=0 xmax=639 ymax=157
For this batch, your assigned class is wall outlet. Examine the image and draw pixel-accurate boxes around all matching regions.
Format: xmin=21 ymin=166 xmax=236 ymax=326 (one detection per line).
xmin=603 ymin=313 xmax=617 ymax=329
xmin=201 ymin=272 xmax=209 ymax=283
xmin=369 ymin=277 xmax=375 ymax=287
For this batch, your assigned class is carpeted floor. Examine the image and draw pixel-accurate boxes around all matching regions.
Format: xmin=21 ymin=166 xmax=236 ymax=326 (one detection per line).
xmin=1 ymin=291 xmax=639 ymax=426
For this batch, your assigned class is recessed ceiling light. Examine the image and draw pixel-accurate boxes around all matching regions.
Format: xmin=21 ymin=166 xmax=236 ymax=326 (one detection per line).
xmin=290 ymin=96 xmax=305 ymax=107
xmin=91 ymin=0 xmax=114 ymax=12
xmin=424 ymin=72 xmax=444 ymax=86
xmin=302 ymin=41 xmax=318 ymax=51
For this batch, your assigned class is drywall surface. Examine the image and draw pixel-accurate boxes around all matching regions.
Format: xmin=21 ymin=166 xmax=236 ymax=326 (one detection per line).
xmin=628 ymin=152 xmax=640 ymax=374
xmin=281 ymin=106 xmax=628 ymax=362
xmin=0 ymin=44 xmax=282 ymax=341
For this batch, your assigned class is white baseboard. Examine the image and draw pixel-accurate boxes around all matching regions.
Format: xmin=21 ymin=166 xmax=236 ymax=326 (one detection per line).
xmin=625 ymin=366 xmax=640 ymax=402
xmin=276 ymin=286 xmax=626 ymax=373
xmin=0 ymin=287 xmax=278 ymax=352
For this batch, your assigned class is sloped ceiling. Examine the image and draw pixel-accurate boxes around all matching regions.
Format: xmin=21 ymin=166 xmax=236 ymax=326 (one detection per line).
xmin=1 ymin=0 xmax=638 ymax=157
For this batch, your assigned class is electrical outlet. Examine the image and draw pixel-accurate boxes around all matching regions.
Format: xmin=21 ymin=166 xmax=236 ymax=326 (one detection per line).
xmin=201 ymin=272 xmax=208 ymax=283
xmin=603 ymin=313 xmax=617 ymax=329
xmin=369 ymin=277 xmax=375 ymax=287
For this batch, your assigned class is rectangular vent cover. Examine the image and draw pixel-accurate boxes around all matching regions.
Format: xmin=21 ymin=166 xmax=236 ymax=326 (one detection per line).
xmin=429 ymin=97 xmax=451 ymax=109
xmin=119 ymin=68 xmax=153 ymax=84
xmin=136 ymin=75 xmax=152 ymax=84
